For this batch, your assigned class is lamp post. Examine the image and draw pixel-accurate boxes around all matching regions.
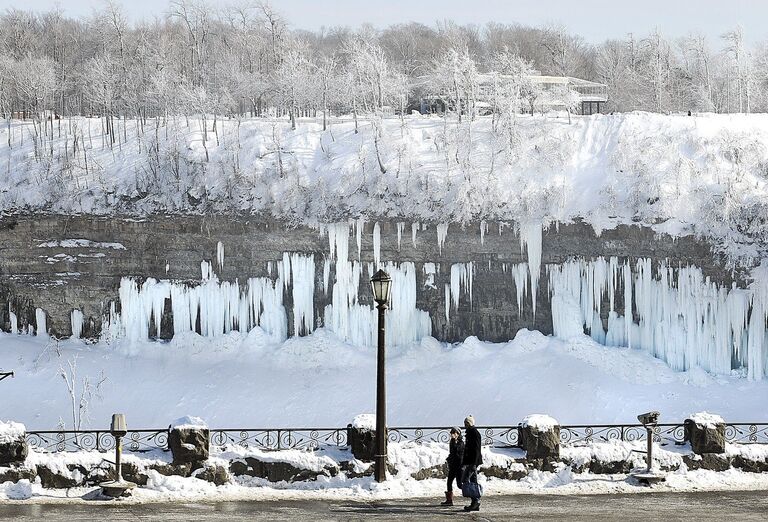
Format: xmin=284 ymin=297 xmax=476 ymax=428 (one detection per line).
xmin=370 ymin=269 xmax=392 ymax=483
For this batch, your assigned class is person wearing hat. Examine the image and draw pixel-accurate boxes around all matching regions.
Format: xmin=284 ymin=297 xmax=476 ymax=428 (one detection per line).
xmin=440 ymin=427 xmax=465 ymax=506
xmin=461 ymin=415 xmax=483 ymax=511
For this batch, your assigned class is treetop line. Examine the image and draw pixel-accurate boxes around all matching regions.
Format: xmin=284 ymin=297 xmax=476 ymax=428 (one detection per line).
xmin=0 ymin=1 xmax=763 ymax=123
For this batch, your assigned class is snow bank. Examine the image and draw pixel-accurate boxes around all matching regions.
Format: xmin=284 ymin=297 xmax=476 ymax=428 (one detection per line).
xmin=170 ymin=416 xmax=208 ymax=430
xmin=522 ymin=415 xmax=559 ymax=431
xmin=0 ymin=420 xmax=25 ymax=443
xmin=3 ymin=328 xmax=768 ymax=429
xmin=688 ymin=412 xmax=725 ymax=427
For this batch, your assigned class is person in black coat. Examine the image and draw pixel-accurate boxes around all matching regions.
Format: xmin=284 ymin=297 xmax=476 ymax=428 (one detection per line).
xmin=440 ymin=427 xmax=464 ymax=506
xmin=461 ymin=415 xmax=483 ymax=512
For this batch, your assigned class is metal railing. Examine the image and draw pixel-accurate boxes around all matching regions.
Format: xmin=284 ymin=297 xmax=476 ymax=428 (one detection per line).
xmin=25 ymin=423 xmax=768 ymax=453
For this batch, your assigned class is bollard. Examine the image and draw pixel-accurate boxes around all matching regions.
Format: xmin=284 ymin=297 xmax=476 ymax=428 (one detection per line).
xmin=111 ymin=414 xmax=127 ymax=481
xmin=630 ymin=411 xmax=666 ymax=485
xmin=99 ymin=413 xmax=137 ymax=498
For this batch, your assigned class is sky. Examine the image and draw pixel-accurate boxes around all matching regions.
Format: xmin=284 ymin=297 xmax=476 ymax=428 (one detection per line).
xmin=0 ymin=0 xmax=766 ymax=43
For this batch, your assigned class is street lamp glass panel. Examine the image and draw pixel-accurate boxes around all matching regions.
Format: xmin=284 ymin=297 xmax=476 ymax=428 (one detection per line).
xmin=370 ymin=269 xmax=392 ymax=305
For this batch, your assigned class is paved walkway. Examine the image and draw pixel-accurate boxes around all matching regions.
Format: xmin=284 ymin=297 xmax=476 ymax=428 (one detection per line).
xmin=0 ymin=490 xmax=766 ymax=521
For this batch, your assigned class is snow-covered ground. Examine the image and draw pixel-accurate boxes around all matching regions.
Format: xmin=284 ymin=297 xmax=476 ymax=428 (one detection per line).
xmin=1 ymin=327 xmax=766 ymax=430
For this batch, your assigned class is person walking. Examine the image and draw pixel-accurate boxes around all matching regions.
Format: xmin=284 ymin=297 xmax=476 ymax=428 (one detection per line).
xmin=461 ymin=415 xmax=483 ymax=512
xmin=441 ymin=427 xmax=464 ymax=506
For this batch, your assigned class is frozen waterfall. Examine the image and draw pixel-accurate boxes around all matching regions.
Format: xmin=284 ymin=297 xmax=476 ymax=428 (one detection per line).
xmin=548 ymin=257 xmax=768 ymax=380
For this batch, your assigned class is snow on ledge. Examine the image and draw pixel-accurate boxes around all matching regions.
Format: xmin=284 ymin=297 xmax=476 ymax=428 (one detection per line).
xmin=351 ymin=414 xmax=376 ymax=431
xmin=36 ymin=239 xmax=126 ymax=250
xmin=522 ymin=414 xmax=559 ymax=431
xmin=688 ymin=411 xmax=725 ymax=428
xmin=170 ymin=416 xmax=208 ymax=430
xmin=0 ymin=420 xmax=26 ymax=443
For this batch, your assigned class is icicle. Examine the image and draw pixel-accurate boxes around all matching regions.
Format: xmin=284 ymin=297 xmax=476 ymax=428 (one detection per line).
xmin=323 ymin=257 xmax=331 ymax=295
xmin=280 ymin=252 xmax=291 ymax=291
xmin=373 ymin=222 xmax=381 ymax=268
xmin=290 ymin=253 xmax=315 ymax=336
xmin=449 ymin=262 xmax=473 ymax=310
xmin=356 ymin=217 xmax=365 ymax=261
xmin=512 ymin=263 xmax=529 ymax=317
xmin=623 ymin=261 xmax=633 ymax=350
xmin=217 ymin=241 xmax=224 ymax=269
xmin=71 ymin=309 xmax=84 ymax=339
xmin=397 ymin=222 xmax=405 ymax=251
xmin=437 ymin=223 xmax=449 ymax=255
xmin=35 ymin=308 xmax=47 ymax=338
xmin=444 ymin=283 xmax=451 ymax=325
xmin=411 ymin=223 xmax=418 ymax=248
xmin=201 ymin=261 xmax=213 ymax=281
xmin=9 ymin=305 xmax=17 ymax=334
xmin=520 ymin=221 xmax=543 ymax=317
xmin=548 ymin=256 xmax=768 ymax=379
xmin=480 ymin=220 xmax=487 ymax=245
xmin=165 ymin=262 xmax=170 ymax=275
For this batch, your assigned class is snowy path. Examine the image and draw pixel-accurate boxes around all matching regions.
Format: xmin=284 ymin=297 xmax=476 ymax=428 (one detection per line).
xmin=1 ymin=491 xmax=767 ymax=520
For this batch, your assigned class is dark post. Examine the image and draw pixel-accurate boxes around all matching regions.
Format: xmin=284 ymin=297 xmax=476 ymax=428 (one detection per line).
xmin=645 ymin=427 xmax=653 ymax=472
xmin=374 ymin=301 xmax=387 ymax=482
xmin=370 ymin=268 xmax=392 ymax=483
xmin=115 ymin=434 xmax=123 ymax=480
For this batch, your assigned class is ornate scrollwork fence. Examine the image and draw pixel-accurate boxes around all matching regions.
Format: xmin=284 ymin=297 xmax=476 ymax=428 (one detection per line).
xmin=209 ymin=428 xmax=348 ymax=451
xmin=25 ymin=423 xmax=768 ymax=453
xmin=25 ymin=429 xmax=169 ymax=453
xmin=387 ymin=426 xmax=519 ymax=447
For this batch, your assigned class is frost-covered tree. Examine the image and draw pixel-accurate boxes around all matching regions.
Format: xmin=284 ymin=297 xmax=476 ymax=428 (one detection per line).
xmin=427 ymin=46 xmax=480 ymax=122
xmin=721 ymin=27 xmax=755 ymax=113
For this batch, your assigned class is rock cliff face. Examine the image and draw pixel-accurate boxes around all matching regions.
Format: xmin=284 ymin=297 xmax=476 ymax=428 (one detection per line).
xmin=0 ymin=214 xmax=731 ymax=343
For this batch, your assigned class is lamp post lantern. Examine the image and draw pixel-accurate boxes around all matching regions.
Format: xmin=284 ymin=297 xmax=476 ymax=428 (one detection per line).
xmin=370 ymin=269 xmax=392 ymax=483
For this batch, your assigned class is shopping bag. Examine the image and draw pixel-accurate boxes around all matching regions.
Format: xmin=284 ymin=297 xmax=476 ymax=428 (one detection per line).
xmin=461 ymin=471 xmax=483 ymax=498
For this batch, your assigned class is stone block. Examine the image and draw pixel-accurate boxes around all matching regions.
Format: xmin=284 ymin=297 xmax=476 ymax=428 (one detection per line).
xmin=0 ymin=438 xmax=28 ymax=466
xmin=481 ymin=464 xmax=528 ymax=480
xmin=411 ymin=463 xmax=447 ymax=480
xmin=37 ymin=464 xmax=87 ymax=489
xmin=683 ymin=453 xmax=731 ymax=472
xmin=347 ymin=425 xmax=377 ymax=462
xmin=684 ymin=419 xmax=726 ymax=454
xmin=731 ymin=455 xmax=768 ymax=473
xmin=169 ymin=427 xmax=210 ymax=465
xmin=519 ymin=425 xmax=560 ymax=460
xmin=194 ymin=464 xmax=231 ymax=485
xmin=0 ymin=466 xmax=36 ymax=483
xmin=229 ymin=456 xmax=337 ymax=482
xmin=121 ymin=462 xmax=149 ymax=486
